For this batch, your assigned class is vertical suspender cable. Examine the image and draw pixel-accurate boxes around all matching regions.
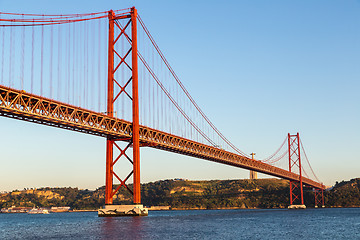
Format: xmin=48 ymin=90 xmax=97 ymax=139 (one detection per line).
xmin=152 ymin=44 xmax=155 ymax=128
xmin=83 ymin=20 xmax=87 ymax=109
xmin=156 ymin=54 xmax=159 ymax=130
xmin=31 ymin=20 xmax=34 ymax=93
xmin=74 ymin=21 xmax=78 ymax=106
xmin=103 ymin=19 xmax=106 ymax=113
xmin=98 ymin=19 xmax=101 ymax=112
xmin=67 ymin=22 xmax=71 ymax=105
xmin=58 ymin=23 xmax=62 ymax=101
xmin=78 ymin=20 xmax=82 ymax=106
xmin=167 ymin=71 xmax=170 ymax=133
xmin=50 ymin=25 xmax=53 ymax=98
xmin=40 ymin=17 xmax=44 ymax=96
xmin=85 ymin=20 xmax=89 ymax=109
xmin=1 ymin=19 xmax=4 ymax=85
xmin=72 ymin=21 xmax=75 ymax=106
xmin=148 ymin=56 xmax=151 ymax=128
xmin=88 ymin=20 xmax=91 ymax=110
xmin=21 ymin=14 xmax=25 ymax=90
xmin=160 ymin=60 xmax=163 ymax=130
xmin=90 ymin=20 xmax=95 ymax=111
xmin=80 ymin=19 xmax=84 ymax=107
xmin=86 ymin=20 xmax=90 ymax=109
xmin=9 ymin=20 xmax=13 ymax=87
xmin=138 ymin=15 xmax=249 ymax=156
xmin=78 ymin=21 xmax=81 ymax=107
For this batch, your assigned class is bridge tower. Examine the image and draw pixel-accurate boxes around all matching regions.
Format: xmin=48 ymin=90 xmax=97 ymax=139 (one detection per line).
xmin=99 ymin=7 xmax=147 ymax=216
xmin=250 ymin=153 xmax=257 ymax=179
xmin=314 ymin=188 xmax=325 ymax=208
xmin=288 ymin=133 xmax=305 ymax=209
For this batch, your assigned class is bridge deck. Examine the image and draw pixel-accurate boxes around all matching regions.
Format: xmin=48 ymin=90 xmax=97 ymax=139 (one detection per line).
xmin=0 ymin=85 xmax=324 ymax=189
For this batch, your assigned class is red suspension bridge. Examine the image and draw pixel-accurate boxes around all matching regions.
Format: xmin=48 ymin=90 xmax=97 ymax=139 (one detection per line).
xmin=0 ymin=7 xmax=324 ymax=214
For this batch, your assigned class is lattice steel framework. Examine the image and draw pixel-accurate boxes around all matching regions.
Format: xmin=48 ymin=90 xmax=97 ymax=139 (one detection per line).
xmin=105 ymin=7 xmax=140 ymax=205
xmin=288 ymin=133 xmax=304 ymax=205
xmin=314 ymin=188 xmax=324 ymax=207
xmin=0 ymin=8 xmax=329 ymax=211
xmin=0 ymin=85 xmax=325 ymax=190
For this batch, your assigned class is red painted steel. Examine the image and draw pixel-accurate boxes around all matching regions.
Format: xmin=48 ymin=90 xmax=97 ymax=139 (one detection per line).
xmin=0 ymin=9 xmax=326 ymax=208
xmin=105 ymin=10 xmax=115 ymax=205
xmin=105 ymin=139 xmax=114 ymax=204
xmin=137 ymin=16 xmax=249 ymax=157
xmin=314 ymin=188 xmax=325 ymax=207
xmin=288 ymin=133 xmax=304 ymax=205
xmin=105 ymin=7 xmax=141 ymax=205
xmin=288 ymin=134 xmax=293 ymax=204
xmin=131 ymin=7 xmax=141 ymax=204
xmin=0 ymin=85 xmax=325 ymax=191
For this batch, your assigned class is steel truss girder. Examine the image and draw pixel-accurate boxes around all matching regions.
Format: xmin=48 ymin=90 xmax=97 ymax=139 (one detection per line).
xmin=0 ymin=85 xmax=132 ymax=138
xmin=0 ymin=85 xmax=324 ymax=190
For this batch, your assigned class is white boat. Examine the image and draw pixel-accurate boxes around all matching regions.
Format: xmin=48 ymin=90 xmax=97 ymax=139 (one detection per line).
xmin=27 ymin=208 xmax=50 ymax=214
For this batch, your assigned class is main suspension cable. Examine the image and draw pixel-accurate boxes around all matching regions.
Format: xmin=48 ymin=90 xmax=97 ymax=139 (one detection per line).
xmin=137 ymin=14 xmax=249 ymax=157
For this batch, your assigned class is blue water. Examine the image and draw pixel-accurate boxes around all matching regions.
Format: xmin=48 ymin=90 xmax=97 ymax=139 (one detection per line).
xmin=0 ymin=208 xmax=359 ymax=239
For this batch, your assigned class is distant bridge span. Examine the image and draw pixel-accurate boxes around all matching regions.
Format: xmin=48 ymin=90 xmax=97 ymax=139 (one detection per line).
xmin=0 ymin=85 xmax=324 ymax=189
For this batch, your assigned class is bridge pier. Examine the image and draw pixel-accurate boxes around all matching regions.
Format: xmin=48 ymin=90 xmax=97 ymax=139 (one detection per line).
xmin=288 ymin=204 xmax=306 ymax=209
xmin=98 ymin=205 xmax=148 ymax=217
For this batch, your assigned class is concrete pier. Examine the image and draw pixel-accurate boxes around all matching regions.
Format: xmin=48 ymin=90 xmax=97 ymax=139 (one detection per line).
xmin=98 ymin=204 xmax=148 ymax=217
xmin=288 ymin=205 xmax=306 ymax=209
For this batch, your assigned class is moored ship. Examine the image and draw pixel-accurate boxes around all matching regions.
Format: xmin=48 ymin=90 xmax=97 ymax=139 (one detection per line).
xmin=27 ymin=208 xmax=50 ymax=214
xmin=0 ymin=207 xmax=32 ymax=213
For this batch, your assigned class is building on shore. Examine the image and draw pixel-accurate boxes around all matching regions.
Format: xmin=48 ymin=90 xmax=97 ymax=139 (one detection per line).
xmin=249 ymin=153 xmax=258 ymax=180
xmin=1 ymin=206 xmax=71 ymax=213
xmin=1 ymin=206 xmax=32 ymax=213
xmin=250 ymin=170 xmax=258 ymax=180
xmin=50 ymin=207 xmax=71 ymax=212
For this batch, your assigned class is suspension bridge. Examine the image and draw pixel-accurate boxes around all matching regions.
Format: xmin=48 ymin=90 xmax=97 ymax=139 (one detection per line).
xmin=0 ymin=7 xmax=324 ymax=216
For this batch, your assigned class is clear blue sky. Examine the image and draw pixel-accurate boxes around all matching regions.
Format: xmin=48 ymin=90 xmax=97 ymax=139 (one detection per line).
xmin=0 ymin=0 xmax=359 ymax=191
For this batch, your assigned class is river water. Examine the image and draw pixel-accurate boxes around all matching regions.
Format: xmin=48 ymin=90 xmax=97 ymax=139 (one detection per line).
xmin=0 ymin=208 xmax=359 ymax=239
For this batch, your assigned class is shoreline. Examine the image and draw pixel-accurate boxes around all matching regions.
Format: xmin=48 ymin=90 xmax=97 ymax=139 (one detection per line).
xmin=2 ymin=206 xmax=360 ymax=214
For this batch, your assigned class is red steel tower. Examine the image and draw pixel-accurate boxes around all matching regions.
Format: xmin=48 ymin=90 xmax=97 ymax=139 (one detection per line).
xmin=288 ymin=133 xmax=305 ymax=208
xmin=314 ymin=188 xmax=325 ymax=208
xmin=99 ymin=7 xmax=146 ymax=216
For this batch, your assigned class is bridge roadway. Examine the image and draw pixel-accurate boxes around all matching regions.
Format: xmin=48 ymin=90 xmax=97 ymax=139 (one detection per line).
xmin=0 ymin=85 xmax=324 ymax=190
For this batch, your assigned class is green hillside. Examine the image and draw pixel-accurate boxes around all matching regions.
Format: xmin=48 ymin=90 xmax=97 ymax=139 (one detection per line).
xmin=326 ymin=178 xmax=360 ymax=207
xmin=1 ymin=178 xmax=359 ymax=210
